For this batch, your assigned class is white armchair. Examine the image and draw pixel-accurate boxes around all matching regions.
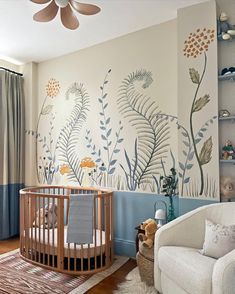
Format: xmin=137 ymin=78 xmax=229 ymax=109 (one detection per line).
xmin=154 ymin=202 xmax=235 ymax=294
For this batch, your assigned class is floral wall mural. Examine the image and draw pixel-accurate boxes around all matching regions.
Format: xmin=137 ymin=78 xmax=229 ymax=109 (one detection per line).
xmin=27 ymin=67 xmax=178 ymax=192
xmin=178 ymin=0 xmax=219 ymax=200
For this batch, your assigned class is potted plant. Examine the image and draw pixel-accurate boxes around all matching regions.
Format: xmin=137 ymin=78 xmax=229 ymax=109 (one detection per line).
xmin=160 ymin=167 xmax=178 ymax=222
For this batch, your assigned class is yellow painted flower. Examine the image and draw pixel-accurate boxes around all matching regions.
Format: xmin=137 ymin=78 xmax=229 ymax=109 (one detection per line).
xmin=46 ymin=78 xmax=60 ymax=98
xmin=183 ymin=28 xmax=215 ymax=58
xmin=60 ymin=164 xmax=70 ymax=175
xmin=80 ymin=157 xmax=96 ymax=168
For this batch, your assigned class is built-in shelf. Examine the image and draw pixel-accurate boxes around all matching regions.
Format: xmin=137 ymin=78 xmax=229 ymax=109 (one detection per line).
xmin=220 ymin=159 xmax=235 ymax=164
xmin=219 ymin=115 xmax=235 ymax=121
xmin=218 ymin=72 xmax=235 ymax=81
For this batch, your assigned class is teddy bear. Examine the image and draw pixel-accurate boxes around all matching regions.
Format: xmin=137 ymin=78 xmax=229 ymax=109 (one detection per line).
xmin=220 ymin=177 xmax=235 ymax=201
xmin=138 ymin=218 xmax=158 ymax=248
xmin=217 ymin=12 xmax=235 ymax=40
xmin=33 ymin=203 xmax=58 ymax=229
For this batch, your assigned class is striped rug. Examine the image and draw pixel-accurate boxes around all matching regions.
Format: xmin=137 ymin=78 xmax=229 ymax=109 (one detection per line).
xmin=0 ymin=250 xmax=128 ymax=294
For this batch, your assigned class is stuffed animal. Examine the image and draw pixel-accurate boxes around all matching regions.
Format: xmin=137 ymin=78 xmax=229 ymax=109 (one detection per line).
xmin=217 ymin=12 xmax=235 ymax=40
xmin=33 ymin=203 xmax=58 ymax=229
xmin=138 ymin=218 xmax=158 ymax=248
xmin=220 ymin=177 xmax=235 ymax=201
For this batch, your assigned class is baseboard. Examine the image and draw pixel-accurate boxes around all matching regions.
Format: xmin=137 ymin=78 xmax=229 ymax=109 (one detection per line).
xmin=114 ymin=237 xmax=136 ymax=257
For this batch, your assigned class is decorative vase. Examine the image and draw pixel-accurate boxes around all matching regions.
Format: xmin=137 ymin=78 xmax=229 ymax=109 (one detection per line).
xmin=167 ymin=196 xmax=176 ymax=222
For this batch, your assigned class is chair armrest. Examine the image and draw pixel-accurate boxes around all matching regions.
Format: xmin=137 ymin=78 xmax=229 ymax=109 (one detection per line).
xmin=154 ymin=207 xmax=206 ymax=293
xmin=212 ymin=249 xmax=235 ymax=294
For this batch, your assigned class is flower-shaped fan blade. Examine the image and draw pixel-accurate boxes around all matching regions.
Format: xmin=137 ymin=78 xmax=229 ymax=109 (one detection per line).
xmin=33 ymin=0 xmax=59 ymax=22
xmin=31 ymin=0 xmax=51 ymax=4
xmin=61 ymin=4 xmax=79 ymax=30
xmin=70 ymin=0 xmax=100 ymax=15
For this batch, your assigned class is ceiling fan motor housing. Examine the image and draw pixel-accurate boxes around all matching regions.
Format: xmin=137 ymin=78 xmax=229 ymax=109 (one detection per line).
xmin=55 ymin=0 xmax=69 ymax=8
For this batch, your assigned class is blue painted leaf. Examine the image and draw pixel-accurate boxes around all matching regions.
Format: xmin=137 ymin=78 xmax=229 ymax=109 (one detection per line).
xmin=85 ymin=136 xmax=88 ymax=140
xmin=100 ymin=120 xmax=104 ymax=125
xmin=118 ymin=138 xmax=124 ymax=143
xmin=179 ymin=172 xmax=183 ymax=178
xmin=183 ymin=150 xmax=187 ymax=156
xmin=186 ymin=164 xmax=193 ymax=169
xmin=101 ymin=134 xmax=106 ymax=140
xmin=93 ymin=145 xmax=96 ymax=150
xmin=98 ymin=98 xmax=102 ymax=103
xmin=100 ymin=126 xmax=106 ymax=130
xmin=96 ymin=158 xmax=101 ymax=162
xmin=99 ymin=112 xmax=104 ymax=116
xmin=114 ymin=149 xmax=120 ymax=153
xmin=181 ymin=131 xmax=188 ymax=137
xmin=178 ymin=125 xmax=181 ymax=129
xmin=100 ymin=86 xmax=103 ymax=90
xmin=103 ymin=93 xmax=107 ymax=98
xmin=183 ymin=140 xmax=189 ymax=147
xmin=213 ymin=115 xmax=217 ymax=119
xmin=98 ymin=150 xmax=101 ymax=156
xmin=108 ymin=69 xmax=111 ymax=73
xmin=201 ymin=128 xmax=207 ymax=132
xmin=106 ymin=117 xmax=111 ymax=124
xmin=108 ymin=141 xmax=112 ymax=146
xmin=99 ymin=166 xmax=106 ymax=171
xmin=195 ymin=138 xmax=201 ymax=144
xmin=104 ymin=103 xmax=108 ymax=109
xmin=184 ymin=177 xmax=190 ymax=184
xmin=47 ymin=156 xmax=52 ymax=160
xmin=107 ymin=129 xmax=112 ymax=137
xmin=103 ymin=146 xmax=108 ymax=150
xmin=43 ymin=144 xmax=46 ymax=148
xmin=108 ymin=167 xmax=115 ymax=174
xmin=188 ymin=151 xmax=194 ymax=160
xmin=110 ymin=159 xmax=117 ymax=166
xmin=198 ymin=132 xmax=203 ymax=138
xmin=120 ymin=126 xmax=123 ymax=130
xmin=104 ymin=81 xmax=108 ymax=84
xmin=210 ymin=119 xmax=213 ymax=123
xmin=179 ymin=162 xmax=185 ymax=171
xmin=116 ymin=132 xmax=118 ymax=137
xmin=91 ymin=152 xmax=96 ymax=155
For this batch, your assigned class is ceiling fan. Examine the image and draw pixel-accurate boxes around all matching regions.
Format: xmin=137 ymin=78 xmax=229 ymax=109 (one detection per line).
xmin=31 ymin=0 xmax=101 ymax=30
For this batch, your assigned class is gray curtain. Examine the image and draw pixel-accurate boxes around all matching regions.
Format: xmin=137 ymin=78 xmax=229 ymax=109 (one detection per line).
xmin=0 ymin=70 xmax=25 ymax=239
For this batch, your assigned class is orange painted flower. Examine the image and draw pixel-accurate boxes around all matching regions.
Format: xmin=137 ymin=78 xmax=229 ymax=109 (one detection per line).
xmin=183 ymin=28 xmax=215 ymax=58
xmin=80 ymin=157 xmax=96 ymax=168
xmin=60 ymin=164 xmax=70 ymax=175
xmin=46 ymin=78 xmax=60 ymax=98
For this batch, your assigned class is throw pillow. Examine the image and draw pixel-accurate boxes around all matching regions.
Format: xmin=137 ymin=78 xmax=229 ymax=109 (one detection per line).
xmin=201 ymin=219 xmax=235 ymax=259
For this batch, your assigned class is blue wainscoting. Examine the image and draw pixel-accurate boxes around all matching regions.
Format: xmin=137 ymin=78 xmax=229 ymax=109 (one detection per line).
xmin=113 ymin=191 xmax=219 ymax=257
xmin=179 ymin=198 xmax=219 ymax=216
xmin=113 ymin=191 xmax=179 ymax=257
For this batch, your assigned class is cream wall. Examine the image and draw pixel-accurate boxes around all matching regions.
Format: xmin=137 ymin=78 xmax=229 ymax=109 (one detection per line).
xmin=0 ymin=59 xmax=21 ymax=73
xmin=27 ymin=20 xmax=178 ymax=192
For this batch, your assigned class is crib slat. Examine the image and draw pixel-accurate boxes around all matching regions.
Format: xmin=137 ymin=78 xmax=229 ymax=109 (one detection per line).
xmin=57 ymin=197 xmax=64 ymax=271
xmin=47 ymin=196 xmax=50 ymax=267
xmin=94 ymin=195 xmax=97 ymax=270
xmin=38 ymin=196 xmax=41 ymax=264
xmin=43 ymin=197 xmax=46 ymax=265
xmin=52 ymin=197 xmax=55 ymax=268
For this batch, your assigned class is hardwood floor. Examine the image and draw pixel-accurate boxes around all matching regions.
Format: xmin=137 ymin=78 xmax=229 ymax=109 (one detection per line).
xmin=0 ymin=237 xmax=137 ymax=293
xmin=0 ymin=237 xmax=19 ymax=254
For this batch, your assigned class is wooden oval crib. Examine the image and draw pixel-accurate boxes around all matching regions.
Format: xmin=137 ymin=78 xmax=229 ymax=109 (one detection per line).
xmin=20 ymin=186 xmax=113 ymax=275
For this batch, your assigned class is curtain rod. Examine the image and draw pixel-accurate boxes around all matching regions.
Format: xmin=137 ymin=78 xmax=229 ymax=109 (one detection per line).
xmin=0 ymin=67 xmax=23 ymax=77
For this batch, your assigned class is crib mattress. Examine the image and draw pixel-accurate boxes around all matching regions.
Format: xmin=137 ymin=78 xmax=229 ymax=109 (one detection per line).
xmin=25 ymin=226 xmax=107 ymax=258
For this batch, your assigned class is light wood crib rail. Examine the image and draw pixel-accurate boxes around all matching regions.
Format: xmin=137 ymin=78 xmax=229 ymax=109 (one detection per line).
xmin=20 ymin=186 xmax=113 ymax=275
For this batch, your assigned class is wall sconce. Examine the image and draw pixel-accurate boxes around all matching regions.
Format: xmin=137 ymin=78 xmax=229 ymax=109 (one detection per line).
xmin=154 ymin=200 xmax=167 ymax=227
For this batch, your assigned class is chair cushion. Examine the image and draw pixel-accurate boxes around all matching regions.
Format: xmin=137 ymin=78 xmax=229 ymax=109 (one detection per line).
xmin=158 ymin=246 xmax=216 ymax=294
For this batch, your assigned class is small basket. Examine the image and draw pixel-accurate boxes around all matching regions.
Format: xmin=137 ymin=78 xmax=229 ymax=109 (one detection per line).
xmin=136 ymin=241 xmax=154 ymax=286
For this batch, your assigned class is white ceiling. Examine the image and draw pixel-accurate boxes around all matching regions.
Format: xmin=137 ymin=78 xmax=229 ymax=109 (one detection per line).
xmin=0 ymin=0 xmax=208 ymax=64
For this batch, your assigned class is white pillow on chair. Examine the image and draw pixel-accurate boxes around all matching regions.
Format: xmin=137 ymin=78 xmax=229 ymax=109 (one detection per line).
xmin=201 ymin=219 xmax=235 ymax=259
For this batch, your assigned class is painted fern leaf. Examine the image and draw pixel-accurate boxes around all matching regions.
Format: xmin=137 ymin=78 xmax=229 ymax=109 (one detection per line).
xmin=58 ymin=83 xmax=89 ymax=184
xmin=118 ymin=69 xmax=170 ymax=186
